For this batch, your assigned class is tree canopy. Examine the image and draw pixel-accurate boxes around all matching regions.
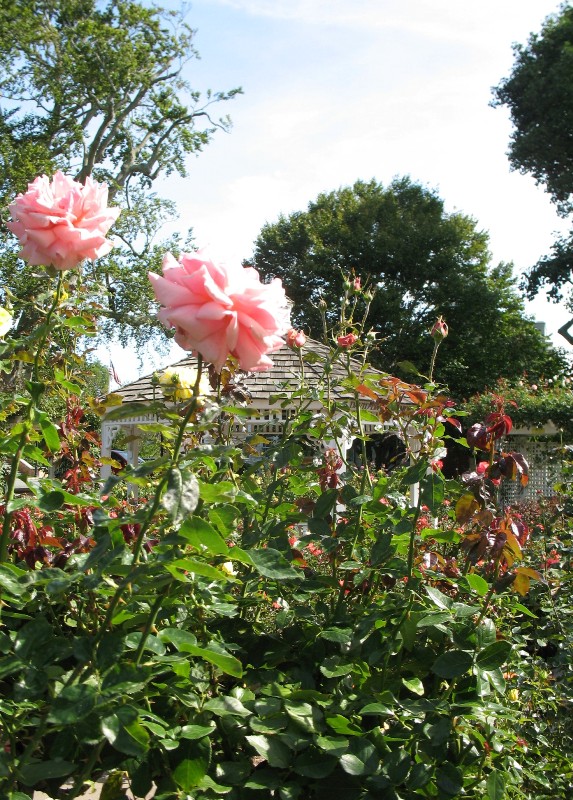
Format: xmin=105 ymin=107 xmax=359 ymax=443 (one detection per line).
xmin=251 ymin=178 xmax=566 ymax=399
xmin=0 ymin=0 xmax=240 ymax=347
xmin=493 ymin=4 xmax=573 ymax=306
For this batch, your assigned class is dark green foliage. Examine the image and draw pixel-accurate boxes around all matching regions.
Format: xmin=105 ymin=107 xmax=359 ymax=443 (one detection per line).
xmin=0 ymin=0 xmax=241 ymax=348
xmin=493 ymin=5 xmax=573 ymax=214
xmin=462 ymin=377 xmax=573 ymax=437
xmin=493 ymin=4 xmax=573 ymax=301
xmin=3 ymin=272 xmax=573 ymax=798
xmin=250 ymin=178 xmax=566 ymax=398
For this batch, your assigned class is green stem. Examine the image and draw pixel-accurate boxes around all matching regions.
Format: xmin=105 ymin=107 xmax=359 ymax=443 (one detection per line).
xmin=32 ymin=272 xmax=65 ymax=381
xmin=0 ymin=273 xmax=64 ymax=562
xmin=67 ymin=740 xmax=106 ymax=800
xmin=349 ymin=391 xmax=371 ymax=558
xmin=134 ymin=583 xmax=171 ymax=665
xmin=96 ymin=359 xmax=205 ymax=646
xmin=406 ymin=476 xmax=424 ymax=583
xmin=131 ymin=356 xmax=205 ymax=565
xmin=0 ymin=428 xmax=29 ymax=561
xmin=428 ymin=339 xmax=440 ymax=383
xmin=476 ymin=559 xmax=501 ymax=627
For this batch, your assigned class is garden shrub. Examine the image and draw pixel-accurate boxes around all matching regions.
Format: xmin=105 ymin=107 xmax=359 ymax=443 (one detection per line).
xmin=0 ymin=172 xmax=572 ymax=799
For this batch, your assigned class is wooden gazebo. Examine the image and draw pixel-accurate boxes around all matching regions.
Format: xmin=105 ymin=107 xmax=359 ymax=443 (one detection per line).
xmin=100 ymin=340 xmax=387 ymax=479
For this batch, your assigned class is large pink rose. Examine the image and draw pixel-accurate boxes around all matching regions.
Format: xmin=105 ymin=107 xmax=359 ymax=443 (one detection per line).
xmin=7 ymin=171 xmax=120 ymax=270
xmin=149 ymin=251 xmax=291 ymax=372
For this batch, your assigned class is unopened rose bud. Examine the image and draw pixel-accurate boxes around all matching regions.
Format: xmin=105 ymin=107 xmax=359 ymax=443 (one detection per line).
xmin=286 ymin=328 xmax=306 ymax=349
xmin=337 ymin=333 xmax=358 ymax=348
xmin=430 ymin=316 xmax=448 ymax=341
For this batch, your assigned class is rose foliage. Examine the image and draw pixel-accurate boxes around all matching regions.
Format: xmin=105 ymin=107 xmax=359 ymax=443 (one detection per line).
xmin=0 ymin=173 xmax=572 ymax=800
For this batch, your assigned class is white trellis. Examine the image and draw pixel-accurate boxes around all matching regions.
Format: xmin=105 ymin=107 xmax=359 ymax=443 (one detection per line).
xmin=501 ymin=428 xmax=563 ymax=504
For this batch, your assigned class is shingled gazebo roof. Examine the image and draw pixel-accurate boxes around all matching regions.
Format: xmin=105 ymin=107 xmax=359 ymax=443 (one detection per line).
xmin=113 ymin=339 xmax=368 ymax=405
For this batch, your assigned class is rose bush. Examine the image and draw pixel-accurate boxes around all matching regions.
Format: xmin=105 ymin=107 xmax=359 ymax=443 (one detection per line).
xmin=1 ymin=172 xmax=572 ymax=799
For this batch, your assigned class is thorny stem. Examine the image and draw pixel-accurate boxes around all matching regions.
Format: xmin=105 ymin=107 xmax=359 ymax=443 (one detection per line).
xmin=428 ymin=337 xmax=440 ymax=384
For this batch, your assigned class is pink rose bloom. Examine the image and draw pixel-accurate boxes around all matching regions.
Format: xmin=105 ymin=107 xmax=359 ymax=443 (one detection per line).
xmin=286 ymin=328 xmax=306 ymax=349
xmin=7 ymin=171 xmax=120 ymax=270
xmin=149 ymin=250 xmax=291 ymax=372
xmin=337 ymin=333 xmax=358 ymax=348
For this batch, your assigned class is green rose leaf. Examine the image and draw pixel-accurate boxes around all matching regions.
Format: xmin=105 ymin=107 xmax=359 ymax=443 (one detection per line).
xmin=340 ymin=741 xmax=379 ymax=776
xmin=179 ymin=516 xmax=229 ymax=555
xmin=436 ymin=763 xmax=463 ymax=796
xmin=101 ymin=707 xmax=150 ymax=757
xmin=487 ymin=769 xmax=506 ymax=800
xmin=19 ymin=759 xmax=75 ymax=786
xmin=432 ymin=649 xmax=473 ymax=679
xmin=173 ymin=757 xmax=208 ymax=792
xmin=47 ymin=684 xmax=98 ymax=724
xmin=162 ymin=467 xmax=199 ymax=525
xmin=294 ymin=747 xmax=337 ymax=778
xmin=204 ymin=697 xmax=251 ymax=718
xmin=180 ymin=724 xmax=216 ymax=740
xmin=246 ymin=735 xmax=291 ymax=769
xmin=246 ymin=547 xmax=302 ymax=580
xmin=464 ymin=573 xmax=489 ymax=596
xmin=476 ymin=640 xmax=512 ymax=671
xmin=167 ymin=557 xmax=228 ymax=582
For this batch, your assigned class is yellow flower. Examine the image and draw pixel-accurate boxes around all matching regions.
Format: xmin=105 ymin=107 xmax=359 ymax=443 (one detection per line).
xmin=159 ymin=366 xmax=210 ymax=402
xmin=221 ymin=561 xmax=237 ymax=577
xmin=0 ymin=307 xmax=13 ymax=337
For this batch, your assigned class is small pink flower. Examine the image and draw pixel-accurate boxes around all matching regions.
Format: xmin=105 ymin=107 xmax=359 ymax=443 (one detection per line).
xmin=7 ymin=171 xmax=119 ymax=270
xmin=337 ymin=333 xmax=358 ymax=348
xmin=149 ymin=250 xmax=291 ymax=372
xmin=286 ymin=328 xmax=306 ymax=349
xmin=353 ymin=277 xmax=361 ymax=291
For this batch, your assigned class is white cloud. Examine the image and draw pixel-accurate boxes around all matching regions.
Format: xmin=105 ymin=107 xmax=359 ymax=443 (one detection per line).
xmin=202 ymin=0 xmax=559 ymax=47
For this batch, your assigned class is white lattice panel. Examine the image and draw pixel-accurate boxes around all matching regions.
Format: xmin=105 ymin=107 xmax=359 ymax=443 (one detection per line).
xmin=501 ymin=436 xmax=561 ymax=504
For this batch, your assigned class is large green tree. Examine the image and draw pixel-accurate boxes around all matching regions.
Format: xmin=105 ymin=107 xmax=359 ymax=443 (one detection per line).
xmin=493 ymin=3 xmax=573 ymax=341
xmin=251 ymin=178 xmax=566 ymax=399
xmin=0 ymin=0 xmax=240 ymax=346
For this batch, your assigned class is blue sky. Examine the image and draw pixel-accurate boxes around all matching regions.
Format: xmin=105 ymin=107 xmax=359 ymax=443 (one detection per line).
xmin=110 ymin=0 xmax=570 ymax=383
